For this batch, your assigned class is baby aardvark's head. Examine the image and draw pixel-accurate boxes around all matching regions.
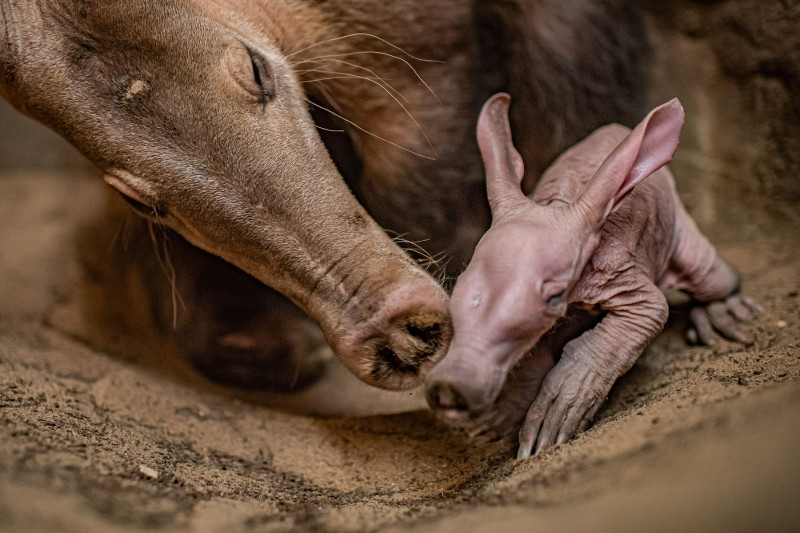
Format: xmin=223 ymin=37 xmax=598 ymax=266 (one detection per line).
xmin=426 ymin=93 xmax=684 ymax=420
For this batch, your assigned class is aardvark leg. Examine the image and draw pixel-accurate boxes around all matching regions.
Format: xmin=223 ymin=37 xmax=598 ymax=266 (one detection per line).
xmin=669 ymin=209 xmax=762 ymax=345
xmin=469 ymin=310 xmax=603 ymax=442
xmin=518 ymin=282 xmax=669 ymax=458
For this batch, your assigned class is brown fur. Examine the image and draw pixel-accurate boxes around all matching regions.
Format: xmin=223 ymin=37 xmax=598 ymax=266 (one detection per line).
xmin=0 ymin=0 xmax=647 ymax=390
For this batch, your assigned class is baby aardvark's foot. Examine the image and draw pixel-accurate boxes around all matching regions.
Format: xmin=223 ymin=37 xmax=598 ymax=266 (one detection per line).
xmin=516 ymin=353 xmax=614 ymax=458
xmin=687 ymin=294 xmax=762 ymax=346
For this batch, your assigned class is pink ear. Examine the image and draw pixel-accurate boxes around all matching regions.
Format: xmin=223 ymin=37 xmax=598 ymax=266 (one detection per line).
xmin=476 ymin=93 xmax=527 ymax=219
xmin=580 ymin=99 xmax=685 ymax=221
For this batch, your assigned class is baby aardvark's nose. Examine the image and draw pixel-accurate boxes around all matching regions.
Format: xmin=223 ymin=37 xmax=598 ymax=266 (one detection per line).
xmin=426 ymin=380 xmax=472 ymax=413
xmin=425 ymin=356 xmax=504 ymax=418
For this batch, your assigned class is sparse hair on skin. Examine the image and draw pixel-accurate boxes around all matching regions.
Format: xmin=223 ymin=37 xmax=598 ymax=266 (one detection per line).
xmin=427 ymin=95 xmax=760 ymax=458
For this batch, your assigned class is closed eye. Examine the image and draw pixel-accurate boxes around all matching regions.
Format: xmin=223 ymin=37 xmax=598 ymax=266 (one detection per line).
xmin=246 ymin=46 xmax=275 ymax=103
xmin=118 ymin=192 xmax=165 ymax=218
xmin=546 ymin=290 xmax=566 ymax=308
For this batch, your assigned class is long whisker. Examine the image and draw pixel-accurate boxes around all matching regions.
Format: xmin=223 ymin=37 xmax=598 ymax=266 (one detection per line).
xmin=302 ymin=70 xmax=435 ymax=155
xmin=314 ymin=123 xmax=345 ymax=133
xmin=311 ymin=82 xmax=345 ymax=115
xmin=297 ymin=67 xmax=402 ymax=102
xmin=387 ymin=230 xmax=454 ymax=286
xmin=302 ymin=75 xmax=382 ymax=84
xmin=297 ymin=50 xmax=441 ymax=103
xmin=287 ymin=32 xmax=442 ymax=64
xmin=108 ymin=210 xmax=130 ymax=254
xmin=146 ymin=218 xmax=186 ymax=329
xmin=295 ymin=58 xmax=407 ymax=102
xmin=388 ymin=232 xmax=438 ymax=265
xmin=305 ymin=98 xmax=436 ymax=161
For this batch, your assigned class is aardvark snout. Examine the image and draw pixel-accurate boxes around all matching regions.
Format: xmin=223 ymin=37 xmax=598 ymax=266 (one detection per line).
xmin=425 ymin=354 xmax=505 ymax=420
xmin=339 ymin=281 xmax=452 ymax=390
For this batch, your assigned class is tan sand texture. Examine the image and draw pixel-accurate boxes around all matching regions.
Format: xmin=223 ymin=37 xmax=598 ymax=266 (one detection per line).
xmin=1 ymin=1 xmax=799 ymax=531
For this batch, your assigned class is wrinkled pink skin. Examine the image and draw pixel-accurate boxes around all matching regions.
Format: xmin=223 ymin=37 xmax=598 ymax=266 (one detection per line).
xmin=426 ymin=94 xmax=761 ymax=457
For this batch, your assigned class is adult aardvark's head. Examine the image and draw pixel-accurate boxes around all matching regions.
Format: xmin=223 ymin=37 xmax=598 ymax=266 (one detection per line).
xmin=0 ymin=0 xmax=450 ymax=389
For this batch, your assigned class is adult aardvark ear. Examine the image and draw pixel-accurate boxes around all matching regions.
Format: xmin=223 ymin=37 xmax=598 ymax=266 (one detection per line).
xmin=477 ymin=93 xmax=527 ymax=221
xmin=579 ymin=99 xmax=685 ymax=223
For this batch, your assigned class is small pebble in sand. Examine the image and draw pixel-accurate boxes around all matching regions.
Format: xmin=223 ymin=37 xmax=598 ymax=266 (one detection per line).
xmin=138 ymin=465 xmax=159 ymax=479
xmin=777 ymin=320 xmax=787 ymax=328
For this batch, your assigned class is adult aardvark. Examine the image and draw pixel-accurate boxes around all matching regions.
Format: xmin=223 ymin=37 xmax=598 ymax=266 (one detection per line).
xmin=0 ymin=0 xmax=647 ymax=391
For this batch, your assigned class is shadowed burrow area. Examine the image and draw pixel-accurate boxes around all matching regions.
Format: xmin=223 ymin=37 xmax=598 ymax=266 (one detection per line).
xmin=1 ymin=0 xmax=800 ymax=531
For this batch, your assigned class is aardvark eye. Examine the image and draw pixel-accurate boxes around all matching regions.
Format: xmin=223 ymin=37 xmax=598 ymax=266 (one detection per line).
xmin=246 ymin=46 xmax=275 ymax=103
xmin=546 ymin=290 xmax=566 ymax=308
xmin=118 ymin=191 xmax=165 ymax=218
xmin=225 ymin=41 xmax=276 ymax=104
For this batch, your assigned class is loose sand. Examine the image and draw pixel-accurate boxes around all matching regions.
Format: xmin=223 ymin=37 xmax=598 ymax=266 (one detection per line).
xmin=1 ymin=1 xmax=799 ymax=530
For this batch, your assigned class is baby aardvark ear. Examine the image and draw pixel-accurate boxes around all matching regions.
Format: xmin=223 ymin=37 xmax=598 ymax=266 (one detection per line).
xmin=579 ymin=99 xmax=685 ymax=223
xmin=476 ymin=93 xmax=527 ymax=221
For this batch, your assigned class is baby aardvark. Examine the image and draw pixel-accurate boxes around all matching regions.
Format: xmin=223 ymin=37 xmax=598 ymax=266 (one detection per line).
xmin=426 ymin=94 xmax=760 ymax=457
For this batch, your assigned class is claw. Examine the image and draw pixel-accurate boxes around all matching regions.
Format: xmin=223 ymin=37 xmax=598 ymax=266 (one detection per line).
xmin=517 ymin=441 xmax=534 ymax=460
xmin=577 ymin=409 xmax=594 ymax=433
xmin=742 ymin=295 xmax=763 ymax=314
xmin=535 ymin=401 xmax=566 ymax=453
xmin=708 ymin=302 xmax=747 ymax=342
xmin=730 ymin=294 xmax=763 ymax=321
xmin=689 ymin=306 xmax=717 ymax=346
xmin=557 ymin=398 xmax=596 ymax=445
xmin=520 ymin=382 xmax=555 ymax=450
xmin=534 ymin=436 xmax=552 ymax=455
xmin=728 ymin=295 xmax=754 ymax=323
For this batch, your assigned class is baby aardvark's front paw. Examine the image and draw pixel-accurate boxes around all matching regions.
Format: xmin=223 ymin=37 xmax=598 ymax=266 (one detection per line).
xmin=516 ymin=357 xmax=613 ymax=458
xmin=687 ymin=294 xmax=762 ymax=346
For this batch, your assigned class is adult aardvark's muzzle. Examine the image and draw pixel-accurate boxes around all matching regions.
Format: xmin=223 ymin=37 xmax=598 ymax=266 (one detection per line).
xmin=0 ymin=0 xmax=450 ymax=389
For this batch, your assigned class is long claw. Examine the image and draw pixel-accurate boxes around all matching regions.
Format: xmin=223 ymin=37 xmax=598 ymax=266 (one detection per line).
xmin=540 ymin=411 xmax=561 ymax=450
xmin=534 ymin=433 xmax=553 ymax=455
xmin=535 ymin=399 xmax=566 ymax=454
xmin=689 ymin=306 xmax=717 ymax=346
xmin=577 ymin=409 xmax=594 ymax=433
xmin=519 ymin=386 xmax=554 ymax=459
xmin=517 ymin=442 xmax=534 ymax=460
xmin=557 ymin=399 xmax=595 ymax=445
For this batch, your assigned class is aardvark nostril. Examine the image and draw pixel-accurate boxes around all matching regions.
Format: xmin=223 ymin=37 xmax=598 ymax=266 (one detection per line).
xmin=404 ymin=320 xmax=443 ymax=359
xmin=365 ymin=313 xmax=450 ymax=389
xmin=426 ymin=382 xmax=470 ymax=412
xmin=374 ymin=344 xmax=418 ymax=375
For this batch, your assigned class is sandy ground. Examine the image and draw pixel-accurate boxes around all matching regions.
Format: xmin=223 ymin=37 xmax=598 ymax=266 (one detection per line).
xmin=0 ymin=162 xmax=798 ymax=533
xmin=2 ymin=2 xmax=800 ymax=529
